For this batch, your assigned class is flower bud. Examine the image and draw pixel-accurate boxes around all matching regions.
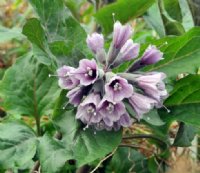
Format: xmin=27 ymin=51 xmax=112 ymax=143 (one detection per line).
xmin=96 ymin=49 xmax=106 ymax=65
xmin=141 ymin=45 xmax=163 ymax=65
xmin=111 ymin=39 xmax=140 ymax=67
xmin=107 ymin=21 xmax=133 ymax=66
xmin=86 ymin=33 xmax=104 ymax=54
xmin=113 ymin=21 xmax=132 ymax=49
xmin=128 ymin=45 xmax=163 ymax=72
xmin=129 ymin=92 xmax=157 ymax=119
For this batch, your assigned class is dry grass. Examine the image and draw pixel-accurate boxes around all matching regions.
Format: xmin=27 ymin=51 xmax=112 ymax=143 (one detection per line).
xmin=167 ymin=156 xmax=200 ymax=173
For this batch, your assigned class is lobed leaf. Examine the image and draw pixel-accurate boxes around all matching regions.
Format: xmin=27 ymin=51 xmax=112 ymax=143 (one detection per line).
xmin=28 ymin=0 xmax=92 ymax=67
xmin=0 ymin=121 xmax=37 ymax=169
xmin=0 ymin=54 xmax=60 ymax=117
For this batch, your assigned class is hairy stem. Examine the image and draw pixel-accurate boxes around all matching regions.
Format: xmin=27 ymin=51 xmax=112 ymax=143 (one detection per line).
xmin=31 ymin=161 xmax=40 ymax=173
xmin=76 ymin=165 xmax=90 ymax=173
xmin=122 ymin=134 xmax=167 ymax=146
xmin=119 ymin=144 xmax=154 ymax=152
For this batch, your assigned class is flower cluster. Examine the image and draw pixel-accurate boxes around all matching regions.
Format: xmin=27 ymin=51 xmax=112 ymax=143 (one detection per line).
xmin=56 ymin=21 xmax=168 ymax=131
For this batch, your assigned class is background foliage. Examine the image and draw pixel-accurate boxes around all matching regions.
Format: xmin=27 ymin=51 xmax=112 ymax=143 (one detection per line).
xmin=0 ymin=0 xmax=200 ymax=172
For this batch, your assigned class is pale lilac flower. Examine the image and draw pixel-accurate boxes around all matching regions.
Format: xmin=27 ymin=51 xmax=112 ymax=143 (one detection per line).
xmin=112 ymin=39 xmax=140 ymax=67
xmin=112 ymin=122 xmax=121 ymax=131
xmin=113 ymin=21 xmax=133 ymax=49
xmin=135 ymin=72 xmax=168 ymax=104
xmin=105 ymin=75 xmax=133 ymax=103
xmin=119 ymin=39 xmax=140 ymax=61
xmin=76 ymin=93 xmax=102 ymax=125
xmin=102 ymin=112 xmax=132 ymax=131
xmin=94 ymin=112 xmax=132 ymax=131
xmin=74 ymin=59 xmax=98 ymax=86
xmin=129 ymin=92 xmax=157 ymax=118
xmin=107 ymin=21 xmax=133 ymax=65
xmin=128 ymin=45 xmax=163 ymax=72
xmin=141 ymin=45 xmax=163 ymax=65
xmin=98 ymin=98 xmax=126 ymax=126
xmin=67 ymin=86 xmax=87 ymax=106
xmin=55 ymin=20 xmax=169 ymax=132
xmin=57 ymin=66 xmax=79 ymax=89
xmin=94 ymin=121 xmax=113 ymax=131
xmin=96 ymin=49 xmax=106 ymax=65
xmin=118 ymin=112 xmax=133 ymax=127
xmin=86 ymin=33 xmax=104 ymax=54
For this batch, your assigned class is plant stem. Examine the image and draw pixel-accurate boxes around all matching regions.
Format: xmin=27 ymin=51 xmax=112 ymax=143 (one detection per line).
xmin=76 ymin=165 xmax=90 ymax=173
xmin=33 ymin=79 xmax=41 ymax=136
xmin=119 ymin=144 xmax=153 ymax=152
xmin=122 ymin=134 xmax=167 ymax=146
xmin=31 ymin=161 xmax=40 ymax=173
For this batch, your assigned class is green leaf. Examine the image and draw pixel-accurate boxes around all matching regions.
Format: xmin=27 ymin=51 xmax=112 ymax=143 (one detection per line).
xmin=28 ymin=0 xmax=92 ymax=67
xmin=144 ymin=0 xmax=186 ymax=37
xmin=22 ymin=18 xmax=46 ymax=51
xmin=163 ymin=0 xmax=182 ymax=22
xmin=0 ymin=26 xmax=25 ymax=43
xmin=65 ymin=0 xmax=85 ymax=20
xmin=0 ymin=54 xmax=60 ymax=117
xmin=158 ymin=0 xmax=185 ymax=36
xmin=106 ymin=148 xmax=151 ymax=173
xmin=173 ymin=122 xmax=197 ymax=147
xmin=145 ymin=28 xmax=200 ymax=80
xmin=52 ymin=91 xmax=122 ymax=167
xmin=39 ymin=134 xmax=73 ymax=173
xmin=142 ymin=110 xmax=165 ymax=126
xmin=150 ymin=75 xmax=200 ymax=139
xmin=22 ymin=18 xmax=56 ymax=67
xmin=160 ymin=14 xmax=185 ymax=36
xmin=159 ymin=105 xmax=200 ymax=128
xmin=28 ymin=0 xmax=73 ymax=41
xmin=94 ymin=0 xmax=155 ymax=34
xmin=153 ymin=75 xmax=200 ymax=131
xmin=165 ymin=75 xmax=200 ymax=106
xmin=144 ymin=3 xmax=166 ymax=37
xmin=0 ymin=121 xmax=37 ymax=169
xmin=48 ymin=17 xmax=92 ymax=67
xmin=180 ymin=0 xmax=194 ymax=31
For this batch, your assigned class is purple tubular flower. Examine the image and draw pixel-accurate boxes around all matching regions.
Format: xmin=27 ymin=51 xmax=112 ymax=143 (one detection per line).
xmin=98 ymin=98 xmax=126 ymax=126
xmin=112 ymin=39 xmax=140 ymax=67
xmin=76 ymin=93 xmax=102 ymax=125
xmin=67 ymin=86 xmax=84 ymax=106
xmin=105 ymin=75 xmax=133 ymax=103
xmin=128 ymin=45 xmax=163 ymax=72
xmin=96 ymin=49 xmax=106 ymax=65
xmin=129 ymin=92 xmax=157 ymax=118
xmin=107 ymin=21 xmax=133 ymax=65
xmin=141 ymin=45 xmax=163 ymax=65
xmin=74 ymin=59 xmax=98 ymax=86
xmin=118 ymin=112 xmax=132 ymax=127
xmin=57 ymin=65 xmax=79 ymax=89
xmin=135 ymin=72 xmax=168 ymax=104
xmin=120 ymin=39 xmax=140 ymax=61
xmin=113 ymin=21 xmax=133 ymax=49
xmin=94 ymin=111 xmax=132 ymax=131
xmin=86 ymin=33 xmax=104 ymax=54
xmin=94 ymin=121 xmax=113 ymax=131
